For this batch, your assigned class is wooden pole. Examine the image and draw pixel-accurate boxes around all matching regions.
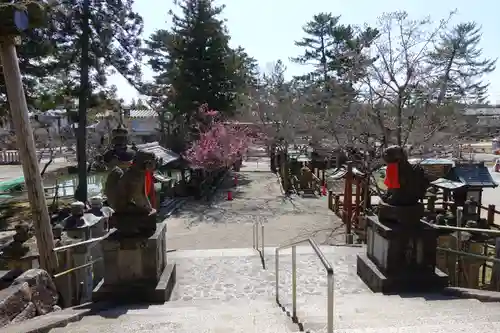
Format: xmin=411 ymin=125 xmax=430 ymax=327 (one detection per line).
xmin=0 ymin=37 xmax=58 ymax=273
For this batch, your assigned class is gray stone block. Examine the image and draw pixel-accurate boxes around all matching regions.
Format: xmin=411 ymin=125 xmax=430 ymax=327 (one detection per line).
xmin=93 ymin=222 xmax=173 ymax=304
xmin=0 ymin=282 xmax=31 ymax=327
xmin=13 ymin=268 xmax=58 ymax=315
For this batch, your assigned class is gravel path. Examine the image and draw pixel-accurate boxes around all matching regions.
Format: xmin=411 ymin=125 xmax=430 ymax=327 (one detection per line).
xmin=166 ymin=158 xmax=345 ymax=250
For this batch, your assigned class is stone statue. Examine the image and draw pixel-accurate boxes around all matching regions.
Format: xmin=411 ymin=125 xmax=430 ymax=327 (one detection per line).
xmin=299 ymin=164 xmax=319 ymax=191
xmin=381 ymin=145 xmax=429 ymax=206
xmin=3 ymin=223 xmax=32 ymax=258
xmin=104 ymin=150 xmax=158 ymax=237
xmin=299 ymin=165 xmax=314 ymax=189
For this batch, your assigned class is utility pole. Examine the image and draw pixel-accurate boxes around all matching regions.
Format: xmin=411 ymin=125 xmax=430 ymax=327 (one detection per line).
xmin=76 ymin=0 xmax=91 ymax=203
xmin=0 ymin=36 xmax=58 ymax=273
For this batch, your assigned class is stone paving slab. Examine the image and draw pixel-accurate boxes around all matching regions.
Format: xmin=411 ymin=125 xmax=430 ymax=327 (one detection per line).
xmin=49 ymin=245 xmax=500 ymax=333
xmin=50 ymin=299 xmax=300 ymax=333
xmin=168 ymin=245 xmax=369 ymax=303
xmin=166 ymin=168 xmax=345 ymax=250
xmin=168 ymin=250 xmax=275 ymax=302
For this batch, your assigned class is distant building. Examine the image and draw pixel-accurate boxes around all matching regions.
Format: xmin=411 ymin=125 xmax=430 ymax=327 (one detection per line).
xmin=463 ymin=107 xmax=500 ymax=134
xmin=95 ymin=109 xmax=159 ymax=144
xmin=125 ymin=109 xmax=159 ymax=143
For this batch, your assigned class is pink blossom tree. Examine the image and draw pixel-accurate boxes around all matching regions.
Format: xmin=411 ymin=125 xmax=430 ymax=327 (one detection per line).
xmin=184 ymin=104 xmax=253 ymax=170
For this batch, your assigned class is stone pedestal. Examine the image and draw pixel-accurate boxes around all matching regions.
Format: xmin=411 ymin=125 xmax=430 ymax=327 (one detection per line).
xmin=357 ymin=209 xmax=448 ymax=293
xmin=92 ymin=222 xmax=176 ymax=303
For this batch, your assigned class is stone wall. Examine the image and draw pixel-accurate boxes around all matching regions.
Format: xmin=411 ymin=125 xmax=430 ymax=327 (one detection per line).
xmin=0 ymin=269 xmax=60 ymax=328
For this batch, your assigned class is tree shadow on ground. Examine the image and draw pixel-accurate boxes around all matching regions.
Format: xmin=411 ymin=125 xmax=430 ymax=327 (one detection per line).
xmin=215 ymin=172 xmax=253 ymax=190
xmin=168 ymin=172 xmax=257 ymax=225
xmin=0 ymin=202 xmax=31 ymax=230
xmin=95 ymin=303 xmax=152 ymax=319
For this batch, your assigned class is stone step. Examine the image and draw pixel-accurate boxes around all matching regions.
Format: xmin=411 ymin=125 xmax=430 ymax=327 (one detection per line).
xmin=50 ymin=298 xmax=300 ymax=333
xmin=287 ymin=292 xmax=486 ymax=306
xmin=331 ymin=322 xmax=500 ymax=333
xmin=302 ymin=313 xmax=500 ymax=331
xmin=281 ymin=295 xmax=500 ymax=332
xmin=281 ymin=295 xmax=488 ymax=316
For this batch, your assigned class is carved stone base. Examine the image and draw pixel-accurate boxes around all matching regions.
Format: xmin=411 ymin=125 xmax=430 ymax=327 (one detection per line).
xmin=92 ymin=263 xmax=176 ymax=304
xmin=357 ymin=254 xmax=448 ymax=293
xmin=356 ymin=214 xmax=449 ymax=293
xmin=378 ymin=202 xmax=424 ymax=224
xmin=92 ymin=222 xmax=176 ymax=303
xmin=109 ymin=210 xmax=157 ymax=238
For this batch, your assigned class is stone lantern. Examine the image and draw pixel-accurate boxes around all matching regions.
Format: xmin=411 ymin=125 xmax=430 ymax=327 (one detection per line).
xmin=60 ymin=201 xmax=105 ymax=302
xmin=102 ymin=125 xmax=136 ymax=169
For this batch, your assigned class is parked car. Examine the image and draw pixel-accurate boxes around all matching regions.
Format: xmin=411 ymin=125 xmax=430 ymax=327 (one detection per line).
xmin=495 ymin=159 xmax=500 ymax=172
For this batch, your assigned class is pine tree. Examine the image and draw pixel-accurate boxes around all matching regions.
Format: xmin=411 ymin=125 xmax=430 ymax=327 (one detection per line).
xmin=0 ymin=27 xmax=58 ymax=119
xmin=1 ymin=0 xmax=144 ymax=121
xmin=291 ymin=13 xmax=339 ymax=84
xmin=144 ymin=0 xmax=246 ymax=119
xmin=292 ymin=13 xmax=378 ymax=90
xmin=428 ymin=22 xmax=496 ymax=104
xmin=47 ymin=0 xmax=144 ymax=99
xmin=231 ymin=46 xmax=259 ymax=91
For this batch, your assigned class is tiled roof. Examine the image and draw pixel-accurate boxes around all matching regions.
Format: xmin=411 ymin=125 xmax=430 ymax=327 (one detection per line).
xmin=129 ymin=109 xmax=157 ymax=118
xmin=95 ymin=109 xmax=157 ymax=119
xmin=136 ymin=141 xmax=180 ymax=166
xmin=446 ymin=163 xmax=497 ymax=188
xmin=463 ymin=108 xmax=500 ymax=116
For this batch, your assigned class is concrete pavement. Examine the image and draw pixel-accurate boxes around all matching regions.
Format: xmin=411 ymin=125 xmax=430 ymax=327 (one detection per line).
xmin=0 ymin=157 xmax=74 ymax=182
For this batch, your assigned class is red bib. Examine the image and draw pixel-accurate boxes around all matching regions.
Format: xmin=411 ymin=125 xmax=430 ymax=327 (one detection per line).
xmin=384 ymin=162 xmax=400 ymax=189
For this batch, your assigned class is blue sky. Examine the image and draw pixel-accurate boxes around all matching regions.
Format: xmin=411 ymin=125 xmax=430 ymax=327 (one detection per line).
xmin=110 ymin=0 xmax=500 ymax=104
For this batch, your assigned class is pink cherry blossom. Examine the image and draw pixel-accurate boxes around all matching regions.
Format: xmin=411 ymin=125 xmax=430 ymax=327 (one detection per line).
xmin=184 ymin=108 xmax=255 ymax=170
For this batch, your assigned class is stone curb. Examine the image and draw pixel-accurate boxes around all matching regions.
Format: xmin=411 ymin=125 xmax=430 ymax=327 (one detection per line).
xmin=442 ymin=287 xmax=500 ymax=302
xmin=1 ymin=301 xmax=112 ymax=333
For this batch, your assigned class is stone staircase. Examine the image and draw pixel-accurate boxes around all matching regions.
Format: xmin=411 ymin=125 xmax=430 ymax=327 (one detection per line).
xmin=50 ymin=246 xmax=500 ymax=332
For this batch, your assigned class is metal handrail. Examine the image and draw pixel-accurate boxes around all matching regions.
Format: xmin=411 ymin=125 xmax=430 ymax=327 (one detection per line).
xmin=437 ymin=247 xmax=500 ymax=264
xmin=53 ymin=228 xmax=116 ymax=252
xmin=252 ymin=221 xmax=265 ymax=269
xmin=432 ymin=225 xmax=500 ymax=235
xmin=53 ymin=257 xmax=103 ymax=279
xmin=275 ymin=238 xmax=333 ymax=333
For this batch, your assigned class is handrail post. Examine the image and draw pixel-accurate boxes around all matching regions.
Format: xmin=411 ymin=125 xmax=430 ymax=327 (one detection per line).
xmin=456 ymin=206 xmax=463 ymax=285
xmin=291 ymin=245 xmax=298 ymax=322
xmin=253 ymin=223 xmax=255 ymax=249
xmin=252 ymin=224 xmax=255 ymax=249
xmin=275 ymin=247 xmax=279 ymax=304
xmin=256 ymin=223 xmax=259 ymax=251
xmin=275 ymin=238 xmax=334 ymax=331
xmin=261 ymin=223 xmax=265 ymax=268
xmin=327 ymin=272 xmax=334 ymax=333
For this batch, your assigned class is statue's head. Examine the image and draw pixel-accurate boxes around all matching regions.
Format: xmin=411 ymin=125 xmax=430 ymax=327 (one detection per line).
xmin=382 ymin=145 xmax=407 ymax=164
xmin=133 ymin=151 xmax=157 ymax=171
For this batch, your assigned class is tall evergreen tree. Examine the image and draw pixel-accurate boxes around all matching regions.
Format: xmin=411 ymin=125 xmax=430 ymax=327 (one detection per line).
xmin=291 ymin=13 xmax=339 ymax=84
xmin=144 ymin=0 xmax=246 ymax=119
xmin=231 ymin=46 xmax=259 ymax=91
xmin=0 ymin=28 xmax=58 ymax=121
xmin=47 ymin=0 xmax=144 ymax=100
xmin=1 ymin=0 xmax=144 ymax=123
xmin=428 ymin=22 xmax=496 ymax=104
xmin=292 ymin=13 xmax=379 ymax=90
